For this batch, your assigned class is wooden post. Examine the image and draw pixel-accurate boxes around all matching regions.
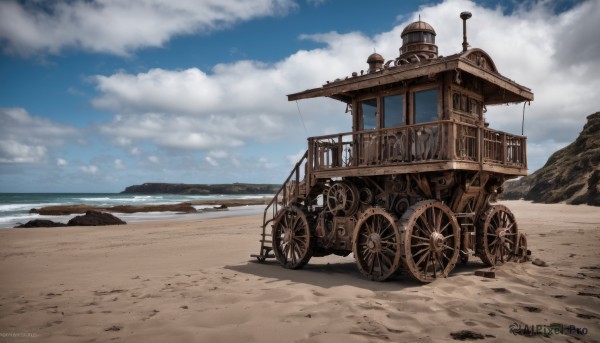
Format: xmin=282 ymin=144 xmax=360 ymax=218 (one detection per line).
xmin=449 ymin=121 xmax=457 ymax=160
xmin=477 ymin=126 xmax=482 ymax=165
xmin=307 ymin=139 xmax=314 ymax=187
xmin=501 ymin=133 xmax=507 ymax=165
xmin=338 ymin=134 xmax=343 ymax=167
xmin=295 ymin=163 xmax=300 ymax=199
xmin=522 ymin=137 xmax=528 ymax=169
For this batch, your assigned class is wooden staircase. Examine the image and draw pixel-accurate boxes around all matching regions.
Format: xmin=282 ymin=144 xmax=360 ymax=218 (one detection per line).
xmin=251 ymin=150 xmax=309 ymax=262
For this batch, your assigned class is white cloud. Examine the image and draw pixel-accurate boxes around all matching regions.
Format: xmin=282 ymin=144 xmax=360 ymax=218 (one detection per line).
xmin=306 ymin=0 xmax=327 ymax=6
xmin=130 ymin=147 xmax=141 ymax=155
xmin=286 ymin=150 xmax=306 ymax=165
xmin=0 ymin=108 xmax=78 ymax=163
xmin=114 ymin=159 xmax=125 ymax=169
xmin=81 ymin=165 xmax=98 ymax=174
xmin=56 ymin=158 xmax=68 ymax=166
xmin=148 ymin=155 xmax=160 ymax=164
xmin=205 ymin=156 xmax=219 ymax=167
xmin=0 ymin=0 xmax=297 ymax=56
xmin=100 ymin=0 xmax=597 ymax=173
xmin=209 ymin=150 xmax=229 ymax=159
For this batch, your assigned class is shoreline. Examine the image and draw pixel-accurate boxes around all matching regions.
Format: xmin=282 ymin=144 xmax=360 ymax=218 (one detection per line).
xmin=1 ymin=204 xmax=267 ymax=229
xmin=1 ymin=196 xmax=272 ymax=228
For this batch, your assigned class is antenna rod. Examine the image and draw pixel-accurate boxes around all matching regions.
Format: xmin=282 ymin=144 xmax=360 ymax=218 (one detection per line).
xmin=460 ymin=11 xmax=472 ymax=52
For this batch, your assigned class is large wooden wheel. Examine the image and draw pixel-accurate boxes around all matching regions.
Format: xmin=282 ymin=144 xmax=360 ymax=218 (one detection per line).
xmin=476 ymin=204 xmax=518 ymax=266
xmin=272 ymin=206 xmax=313 ymax=269
xmin=352 ymin=208 xmax=402 ymax=281
xmin=400 ymin=200 xmax=460 ymax=283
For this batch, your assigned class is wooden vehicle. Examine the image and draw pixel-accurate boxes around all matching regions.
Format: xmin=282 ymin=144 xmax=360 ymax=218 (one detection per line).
xmin=252 ymin=12 xmax=532 ymax=283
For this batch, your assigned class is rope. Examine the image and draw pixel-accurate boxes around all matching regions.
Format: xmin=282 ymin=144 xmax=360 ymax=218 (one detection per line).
xmin=295 ymin=101 xmax=308 ymax=136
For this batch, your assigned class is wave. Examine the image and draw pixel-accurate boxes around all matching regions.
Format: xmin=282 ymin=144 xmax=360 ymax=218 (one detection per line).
xmin=78 ymin=197 xmax=113 ymax=201
xmin=0 ymin=203 xmax=62 ymax=212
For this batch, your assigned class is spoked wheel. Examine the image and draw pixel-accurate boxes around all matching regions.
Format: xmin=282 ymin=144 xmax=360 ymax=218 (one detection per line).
xmin=476 ymin=205 xmax=518 ymax=266
xmin=400 ymin=200 xmax=460 ymax=283
xmin=272 ymin=206 xmax=313 ymax=269
xmin=326 ymin=181 xmax=359 ymax=216
xmin=352 ymin=208 xmax=402 ymax=281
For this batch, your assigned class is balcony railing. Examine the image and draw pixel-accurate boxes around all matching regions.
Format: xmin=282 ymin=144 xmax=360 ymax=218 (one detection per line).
xmin=307 ymin=120 xmax=526 ymax=173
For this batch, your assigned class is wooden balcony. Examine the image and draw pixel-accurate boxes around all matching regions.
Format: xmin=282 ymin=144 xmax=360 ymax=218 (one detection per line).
xmin=306 ymin=121 xmax=527 ymax=182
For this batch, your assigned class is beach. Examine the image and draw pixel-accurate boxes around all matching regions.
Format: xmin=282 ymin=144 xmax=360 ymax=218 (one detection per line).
xmin=0 ymin=200 xmax=598 ymax=342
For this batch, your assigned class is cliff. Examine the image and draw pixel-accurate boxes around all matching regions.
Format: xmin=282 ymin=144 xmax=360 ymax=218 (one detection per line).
xmin=502 ymin=112 xmax=600 ymax=206
xmin=121 ymin=182 xmax=279 ymax=195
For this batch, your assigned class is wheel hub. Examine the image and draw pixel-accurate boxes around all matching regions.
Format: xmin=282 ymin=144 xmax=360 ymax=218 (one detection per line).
xmin=429 ymin=231 xmax=445 ymax=253
xmin=496 ymin=228 xmax=507 ymax=244
xmin=367 ymin=233 xmax=382 ymax=252
xmin=283 ymin=229 xmax=292 ymax=243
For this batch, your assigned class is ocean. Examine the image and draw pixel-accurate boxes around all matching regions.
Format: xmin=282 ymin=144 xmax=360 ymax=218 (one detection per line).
xmin=0 ymin=193 xmax=271 ymax=228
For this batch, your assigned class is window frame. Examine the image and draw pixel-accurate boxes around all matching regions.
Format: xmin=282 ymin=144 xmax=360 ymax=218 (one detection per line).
xmin=356 ymin=97 xmax=379 ymax=131
xmin=409 ymin=84 xmax=441 ymax=125
xmin=382 ymin=91 xmax=406 ymax=128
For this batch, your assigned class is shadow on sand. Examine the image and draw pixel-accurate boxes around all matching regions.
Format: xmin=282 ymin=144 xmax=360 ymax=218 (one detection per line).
xmin=226 ymin=257 xmax=492 ymax=291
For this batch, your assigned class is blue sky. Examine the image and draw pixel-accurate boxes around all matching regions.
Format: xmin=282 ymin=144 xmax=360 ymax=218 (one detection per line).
xmin=0 ymin=0 xmax=598 ymax=193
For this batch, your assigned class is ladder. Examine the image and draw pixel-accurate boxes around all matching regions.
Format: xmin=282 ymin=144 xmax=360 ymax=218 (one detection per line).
xmin=251 ymin=150 xmax=308 ymax=262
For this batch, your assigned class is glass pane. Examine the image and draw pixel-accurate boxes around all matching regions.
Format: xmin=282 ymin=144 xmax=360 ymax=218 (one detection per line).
xmin=361 ymin=99 xmax=377 ymax=130
xmin=414 ymin=88 xmax=438 ymax=123
xmin=408 ymin=32 xmax=420 ymax=43
xmin=384 ymin=94 xmax=404 ymax=127
xmin=423 ymin=33 xmax=435 ymax=43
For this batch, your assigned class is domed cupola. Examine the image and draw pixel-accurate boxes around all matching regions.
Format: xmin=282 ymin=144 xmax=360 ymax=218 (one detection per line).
xmin=399 ymin=20 xmax=438 ymax=62
xmin=366 ymin=52 xmax=384 ymax=73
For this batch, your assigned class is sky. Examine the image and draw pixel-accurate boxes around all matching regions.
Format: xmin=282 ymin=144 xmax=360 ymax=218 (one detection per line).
xmin=0 ymin=0 xmax=598 ymax=193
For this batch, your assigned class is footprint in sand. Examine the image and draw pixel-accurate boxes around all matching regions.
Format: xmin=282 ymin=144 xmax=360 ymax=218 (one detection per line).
xmin=93 ymin=289 xmax=126 ymax=296
xmin=104 ymin=324 xmax=122 ymax=331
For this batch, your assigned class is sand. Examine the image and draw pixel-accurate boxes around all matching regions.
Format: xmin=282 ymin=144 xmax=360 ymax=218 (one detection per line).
xmin=0 ymin=200 xmax=598 ymax=342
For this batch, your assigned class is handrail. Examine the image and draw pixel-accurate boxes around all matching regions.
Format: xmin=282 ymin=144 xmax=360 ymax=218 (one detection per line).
xmin=307 ymin=121 xmax=526 ymax=171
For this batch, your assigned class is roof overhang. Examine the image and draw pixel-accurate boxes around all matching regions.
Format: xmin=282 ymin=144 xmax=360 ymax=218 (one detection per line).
xmin=288 ymin=49 xmax=533 ymax=105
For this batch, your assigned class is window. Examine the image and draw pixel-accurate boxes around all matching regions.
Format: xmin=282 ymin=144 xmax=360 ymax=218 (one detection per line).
xmin=403 ymin=32 xmax=421 ymax=45
xmin=423 ymin=32 xmax=435 ymax=44
xmin=414 ymin=88 xmax=438 ymax=123
xmin=360 ymin=99 xmax=377 ymax=130
xmin=383 ymin=94 xmax=404 ymax=127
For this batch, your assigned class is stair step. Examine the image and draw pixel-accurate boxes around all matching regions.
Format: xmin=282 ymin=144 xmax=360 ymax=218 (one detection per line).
xmin=250 ymin=253 xmax=275 ymax=259
xmin=261 ymin=240 xmax=272 ymax=244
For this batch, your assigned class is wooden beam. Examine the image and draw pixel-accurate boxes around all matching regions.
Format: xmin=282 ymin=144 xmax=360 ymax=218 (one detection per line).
xmin=457 ymin=61 xmax=533 ymax=102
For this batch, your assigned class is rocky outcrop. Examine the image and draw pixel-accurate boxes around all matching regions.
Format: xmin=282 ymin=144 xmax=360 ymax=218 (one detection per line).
xmin=68 ymin=211 xmax=126 ymax=226
xmin=502 ymin=112 xmax=600 ymax=206
xmin=15 ymin=211 xmax=126 ymax=228
xmin=15 ymin=219 xmax=68 ymax=228
xmin=121 ymin=183 xmax=279 ymax=195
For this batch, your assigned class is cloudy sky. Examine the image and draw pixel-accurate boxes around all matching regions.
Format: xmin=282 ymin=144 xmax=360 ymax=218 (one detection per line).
xmin=1 ymin=0 xmax=598 ymax=193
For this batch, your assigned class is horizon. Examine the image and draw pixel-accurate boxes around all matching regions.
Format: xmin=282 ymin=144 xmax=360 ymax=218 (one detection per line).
xmin=1 ymin=0 xmax=598 ymax=193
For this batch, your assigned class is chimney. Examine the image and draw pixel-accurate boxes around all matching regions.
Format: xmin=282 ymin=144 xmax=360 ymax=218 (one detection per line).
xmin=460 ymin=11 xmax=472 ymax=52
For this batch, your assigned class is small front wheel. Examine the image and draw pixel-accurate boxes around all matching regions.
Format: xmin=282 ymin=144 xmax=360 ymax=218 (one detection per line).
xmin=272 ymin=206 xmax=313 ymax=269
